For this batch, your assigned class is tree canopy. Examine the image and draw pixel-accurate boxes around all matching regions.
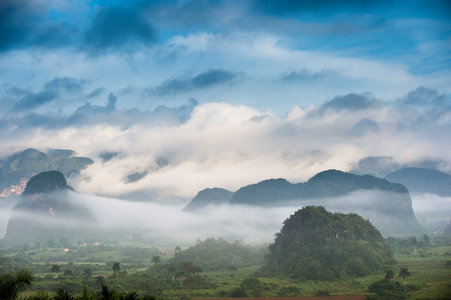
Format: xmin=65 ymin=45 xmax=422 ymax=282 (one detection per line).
xmin=168 ymin=238 xmax=265 ymax=271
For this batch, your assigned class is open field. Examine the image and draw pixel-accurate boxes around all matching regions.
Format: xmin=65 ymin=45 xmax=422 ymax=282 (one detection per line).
xmin=2 ymin=242 xmax=451 ymax=299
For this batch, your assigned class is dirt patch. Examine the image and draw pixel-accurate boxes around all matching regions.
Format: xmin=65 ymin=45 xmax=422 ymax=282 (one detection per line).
xmin=196 ymin=296 xmax=365 ymax=300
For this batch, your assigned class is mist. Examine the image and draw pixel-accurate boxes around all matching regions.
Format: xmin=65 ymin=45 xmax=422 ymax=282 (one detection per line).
xmin=411 ymin=194 xmax=451 ymax=219
xmin=3 ymin=188 xmax=446 ymax=244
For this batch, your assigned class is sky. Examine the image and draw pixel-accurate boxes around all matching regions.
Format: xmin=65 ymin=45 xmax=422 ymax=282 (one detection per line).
xmin=1 ymin=0 xmax=451 ymax=201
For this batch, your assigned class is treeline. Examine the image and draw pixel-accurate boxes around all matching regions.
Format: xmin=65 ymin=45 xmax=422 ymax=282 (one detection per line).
xmin=166 ymin=238 xmax=266 ymax=271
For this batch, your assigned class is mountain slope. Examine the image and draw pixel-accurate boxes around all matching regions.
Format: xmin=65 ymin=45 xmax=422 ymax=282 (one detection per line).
xmin=385 ymin=167 xmax=451 ymax=196
xmin=2 ymin=171 xmax=95 ymax=245
xmin=0 ymin=148 xmax=93 ymax=194
xmin=185 ymin=170 xmax=423 ymax=235
xmin=183 ymin=188 xmax=233 ymax=211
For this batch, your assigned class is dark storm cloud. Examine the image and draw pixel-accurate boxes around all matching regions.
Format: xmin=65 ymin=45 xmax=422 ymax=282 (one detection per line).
xmin=0 ymin=0 xmax=75 ymax=51
xmin=4 ymin=94 xmax=198 ymax=130
xmin=11 ymin=77 xmax=86 ymax=111
xmin=314 ymin=92 xmax=382 ymax=115
xmin=280 ymin=68 xmax=338 ymax=82
xmin=149 ymin=69 xmax=239 ymax=97
xmin=399 ymin=86 xmax=449 ymax=108
xmin=82 ymin=7 xmax=157 ymax=55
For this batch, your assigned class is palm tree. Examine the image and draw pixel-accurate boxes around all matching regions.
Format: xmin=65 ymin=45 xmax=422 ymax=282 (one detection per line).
xmin=112 ymin=262 xmax=121 ymax=280
xmin=119 ymin=291 xmax=139 ymax=300
xmin=398 ymin=267 xmax=411 ymax=290
xmin=0 ymin=269 xmax=34 ymax=300
xmin=151 ymin=255 xmax=161 ymax=265
xmin=51 ymin=264 xmax=61 ymax=279
xmin=384 ymin=269 xmax=395 ymax=283
xmin=98 ymin=282 xmax=118 ymax=300
xmin=95 ymin=275 xmax=104 ymax=288
xmin=82 ymin=268 xmax=93 ymax=279
xmin=183 ymin=261 xmax=202 ymax=296
xmin=63 ymin=269 xmax=73 ymax=277
xmin=28 ymin=290 xmax=51 ymax=299
xmin=227 ymin=264 xmax=238 ymax=277
xmin=53 ymin=288 xmax=76 ymax=300
xmin=80 ymin=284 xmax=95 ymax=300
xmin=166 ymin=264 xmax=177 ymax=283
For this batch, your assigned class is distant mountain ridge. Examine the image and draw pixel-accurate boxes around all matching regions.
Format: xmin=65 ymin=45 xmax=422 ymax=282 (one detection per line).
xmin=230 ymin=170 xmax=408 ymax=205
xmin=185 ymin=170 xmax=423 ymax=235
xmin=385 ymin=167 xmax=451 ymax=197
xmin=0 ymin=148 xmax=93 ymax=195
xmin=184 ymin=188 xmax=233 ymax=211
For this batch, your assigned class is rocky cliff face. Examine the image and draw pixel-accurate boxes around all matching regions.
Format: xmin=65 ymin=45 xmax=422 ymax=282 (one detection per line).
xmin=2 ymin=171 xmax=95 ymax=245
xmin=184 ymin=170 xmax=424 ymax=235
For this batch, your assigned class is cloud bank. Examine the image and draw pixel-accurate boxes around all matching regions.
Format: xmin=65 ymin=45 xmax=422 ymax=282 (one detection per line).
xmin=0 ymin=87 xmax=450 ymax=200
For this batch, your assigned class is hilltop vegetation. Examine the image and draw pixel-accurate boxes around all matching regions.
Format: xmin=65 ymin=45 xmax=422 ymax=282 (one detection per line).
xmin=167 ymin=238 xmax=265 ymax=271
xmin=185 ymin=170 xmax=423 ymax=235
xmin=260 ymin=206 xmax=395 ymax=280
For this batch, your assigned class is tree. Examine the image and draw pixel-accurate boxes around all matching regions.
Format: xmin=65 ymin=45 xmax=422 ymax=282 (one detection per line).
xmin=175 ymin=246 xmax=181 ymax=253
xmin=384 ymin=269 xmax=395 ymax=283
xmin=63 ymin=269 xmax=73 ymax=277
xmin=410 ymin=236 xmax=418 ymax=256
xmin=227 ymin=264 xmax=238 ymax=277
xmin=112 ymin=262 xmax=121 ymax=280
xmin=166 ymin=264 xmax=177 ymax=283
xmin=95 ymin=276 xmax=104 ymax=288
xmin=119 ymin=291 xmax=139 ymax=300
xmin=0 ymin=269 xmax=34 ymax=300
xmin=183 ymin=261 xmax=202 ymax=296
xmin=80 ymin=284 xmax=95 ymax=300
xmin=54 ymin=288 xmax=76 ymax=300
xmin=151 ymin=255 xmax=161 ymax=265
xmin=423 ymin=234 xmax=430 ymax=246
xmin=97 ymin=282 xmax=118 ymax=300
xmin=398 ymin=267 xmax=411 ymax=290
xmin=82 ymin=268 xmax=93 ymax=279
xmin=51 ymin=264 xmax=61 ymax=279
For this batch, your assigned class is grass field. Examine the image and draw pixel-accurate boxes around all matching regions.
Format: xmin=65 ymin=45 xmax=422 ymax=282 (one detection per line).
xmin=3 ymin=243 xmax=451 ymax=299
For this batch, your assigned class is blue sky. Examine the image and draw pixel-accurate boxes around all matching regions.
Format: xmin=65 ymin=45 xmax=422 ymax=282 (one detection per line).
xmin=1 ymin=0 xmax=450 ymax=199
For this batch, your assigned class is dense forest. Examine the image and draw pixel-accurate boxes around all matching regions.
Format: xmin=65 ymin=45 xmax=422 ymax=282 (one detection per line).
xmin=260 ymin=206 xmax=395 ymax=280
xmin=166 ymin=238 xmax=265 ymax=271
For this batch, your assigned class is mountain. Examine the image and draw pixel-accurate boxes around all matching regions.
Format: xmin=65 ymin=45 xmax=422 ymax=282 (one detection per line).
xmin=352 ymin=155 xmax=446 ymax=177
xmin=385 ymin=167 xmax=451 ymax=197
xmin=2 ymin=171 xmax=95 ymax=245
xmin=0 ymin=148 xmax=93 ymax=195
xmin=183 ymin=188 xmax=233 ymax=211
xmin=259 ymin=206 xmax=395 ymax=280
xmin=184 ymin=170 xmax=423 ymax=235
xmin=230 ymin=170 xmax=407 ymax=205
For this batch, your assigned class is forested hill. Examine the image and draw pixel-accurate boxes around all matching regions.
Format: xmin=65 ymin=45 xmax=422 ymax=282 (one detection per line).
xmin=230 ymin=169 xmax=408 ymax=205
xmin=184 ymin=170 xmax=423 ymax=235
xmin=0 ymin=148 xmax=93 ymax=192
xmin=183 ymin=188 xmax=233 ymax=211
xmin=259 ymin=206 xmax=395 ymax=280
xmin=385 ymin=167 xmax=451 ymax=196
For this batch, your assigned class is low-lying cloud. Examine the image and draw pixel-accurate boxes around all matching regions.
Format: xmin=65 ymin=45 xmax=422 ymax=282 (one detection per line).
xmin=0 ymin=87 xmax=450 ymax=200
